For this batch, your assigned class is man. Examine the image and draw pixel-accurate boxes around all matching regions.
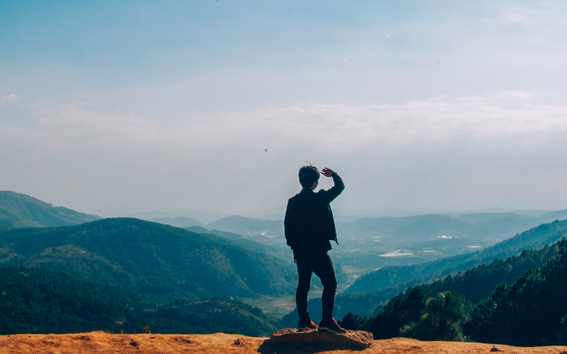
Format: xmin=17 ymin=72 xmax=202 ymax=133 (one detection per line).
xmin=284 ymin=164 xmax=346 ymax=333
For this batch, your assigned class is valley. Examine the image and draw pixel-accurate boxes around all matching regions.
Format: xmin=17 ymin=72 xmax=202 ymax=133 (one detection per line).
xmin=2 ymin=190 xmax=567 ymax=346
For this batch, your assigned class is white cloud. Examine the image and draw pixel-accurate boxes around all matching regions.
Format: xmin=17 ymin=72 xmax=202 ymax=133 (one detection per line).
xmin=230 ymin=93 xmax=567 ymax=149
xmin=3 ymin=91 xmax=567 ymax=153
xmin=2 ymin=92 xmax=567 ymax=216
xmin=0 ymin=94 xmax=22 ymax=105
xmin=505 ymin=14 xmax=530 ymax=24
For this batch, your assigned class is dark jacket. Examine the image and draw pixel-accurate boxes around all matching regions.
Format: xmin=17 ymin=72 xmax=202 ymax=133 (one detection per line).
xmin=284 ymin=173 xmax=345 ymax=255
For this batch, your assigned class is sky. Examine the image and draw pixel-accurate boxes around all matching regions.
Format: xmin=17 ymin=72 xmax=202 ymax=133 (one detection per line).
xmin=1 ymin=0 xmax=567 ymax=220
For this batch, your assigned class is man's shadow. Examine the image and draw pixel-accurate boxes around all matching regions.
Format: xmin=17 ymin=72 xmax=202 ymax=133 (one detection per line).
xmin=257 ymin=339 xmax=368 ymax=354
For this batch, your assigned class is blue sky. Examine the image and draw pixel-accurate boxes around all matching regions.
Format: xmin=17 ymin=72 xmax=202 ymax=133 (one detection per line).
xmin=1 ymin=1 xmax=567 ymax=218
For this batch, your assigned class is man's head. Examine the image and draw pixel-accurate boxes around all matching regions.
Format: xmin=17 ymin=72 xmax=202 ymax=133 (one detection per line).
xmin=298 ymin=164 xmax=320 ymax=189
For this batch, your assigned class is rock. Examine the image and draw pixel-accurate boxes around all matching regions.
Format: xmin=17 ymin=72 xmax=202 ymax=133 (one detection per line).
xmin=270 ymin=328 xmax=373 ymax=348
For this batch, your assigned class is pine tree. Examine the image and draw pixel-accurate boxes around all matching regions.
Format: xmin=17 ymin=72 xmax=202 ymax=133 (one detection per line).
xmin=400 ymin=291 xmax=468 ymax=341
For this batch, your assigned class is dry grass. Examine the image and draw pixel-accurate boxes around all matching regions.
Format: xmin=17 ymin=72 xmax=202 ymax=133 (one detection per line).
xmin=1 ymin=331 xmax=567 ymax=354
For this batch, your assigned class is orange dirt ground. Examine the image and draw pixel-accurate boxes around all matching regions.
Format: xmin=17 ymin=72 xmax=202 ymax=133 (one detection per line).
xmin=1 ymin=331 xmax=567 ymax=354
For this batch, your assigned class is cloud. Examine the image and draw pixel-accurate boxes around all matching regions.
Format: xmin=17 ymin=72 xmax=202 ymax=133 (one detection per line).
xmin=228 ymin=92 xmax=567 ymax=149
xmin=2 ymin=91 xmax=567 ymax=215
xmin=0 ymin=94 xmax=22 ymax=105
xmin=3 ymin=91 xmax=567 ymax=155
xmin=505 ymin=14 xmax=530 ymax=24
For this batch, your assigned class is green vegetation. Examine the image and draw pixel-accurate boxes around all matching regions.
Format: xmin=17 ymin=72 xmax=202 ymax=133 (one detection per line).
xmin=464 ymin=238 xmax=567 ymax=346
xmin=0 ymin=267 xmax=276 ymax=336
xmin=400 ymin=292 xmax=468 ymax=341
xmin=337 ymin=237 xmax=567 ymax=346
xmin=0 ymin=191 xmax=100 ymax=230
xmin=240 ymin=295 xmax=296 ymax=321
xmin=0 ymin=218 xmax=297 ymax=300
xmin=337 ymin=244 xmax=557 ymax=338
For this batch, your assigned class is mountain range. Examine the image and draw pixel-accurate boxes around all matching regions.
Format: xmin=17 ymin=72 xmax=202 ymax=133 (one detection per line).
xmin=206 ymin=215 xmax=284 ymax=236
xmin=0 ymin=218 xmax=296 ymax=300
xmin=0 ymin=191 xmax=100 ymax=231
xmin=149 ymin=216 xmax=205 ymax=228
xmin=338 ymin=211 xmax=567 ymax=244
xmin=347 ymin=219 xmax=567 ymax=294
xmin=5 ymin=189 xmax=567 ymax=343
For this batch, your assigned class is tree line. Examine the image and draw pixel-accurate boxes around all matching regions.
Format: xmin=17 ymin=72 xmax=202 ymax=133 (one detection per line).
xmin=339 ymin=238 xmax=567 ymax=346
xmin=0 ymin=267 xmax=276 ymax=337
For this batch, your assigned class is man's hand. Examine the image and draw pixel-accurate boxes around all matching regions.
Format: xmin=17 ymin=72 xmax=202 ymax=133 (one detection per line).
xmin=321 ymin=167 xmax=335 ymax=177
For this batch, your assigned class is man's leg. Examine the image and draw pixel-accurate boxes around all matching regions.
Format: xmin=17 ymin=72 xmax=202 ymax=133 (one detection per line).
xmin=310 ymin=252 xmax=338 ymax=322
xmin=295 ymin=255 xmax=313 ymax=322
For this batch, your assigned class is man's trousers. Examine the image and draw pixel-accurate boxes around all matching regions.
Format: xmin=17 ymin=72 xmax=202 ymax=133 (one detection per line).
xmin=295 ymin=252 xmax=338 ymax=322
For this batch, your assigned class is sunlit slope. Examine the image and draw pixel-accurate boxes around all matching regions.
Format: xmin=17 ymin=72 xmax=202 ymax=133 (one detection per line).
xmin=0 ymin=191 xmax=100 ymax=230
xmin=346 ymin=220 xmax=567 ymax=294
xmin=0 ymin=218 xmax=296 ymax=300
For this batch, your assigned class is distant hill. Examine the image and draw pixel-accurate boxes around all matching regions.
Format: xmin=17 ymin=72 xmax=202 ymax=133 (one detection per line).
xmin=338 ymin=211 xmax=567 ymax=244
xmin=539 ymin=209 xmax=567 ymax=221
xmin=0 ymin=267 xmax=277 ymax=336
xmin=346 ymin=220 xmax=567 ymax=294
xmin=186 ymin=225 xmax=214 ymax=234
xmin=0 ymin=191 xmax=100 ymax=230
xmin=127 ymin=210 xmax=227 ymax=224
xmin=206 ymin=215 xmax=283 ymax=235
xmin=150 ymin=216 xmax=204 ymax=228
xmin=0 ymin=218 xmax=296 ymax=300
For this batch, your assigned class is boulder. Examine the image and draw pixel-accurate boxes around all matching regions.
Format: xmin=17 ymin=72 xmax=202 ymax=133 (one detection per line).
xmin=270 ymin=328 xmax=373 ymax=348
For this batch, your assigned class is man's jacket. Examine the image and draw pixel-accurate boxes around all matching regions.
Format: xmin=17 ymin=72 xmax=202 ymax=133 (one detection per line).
xmin=284 ymin=173 xmax=345 ymax=255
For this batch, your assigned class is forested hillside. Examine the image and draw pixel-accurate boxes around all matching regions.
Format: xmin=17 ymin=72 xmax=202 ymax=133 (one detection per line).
xmin=185 ymin=226 xmax=291 ymax=261
xmin=465 ymin=238 xmax=567 ymax=346
xmin=347 ymin=220 xmax=567 ymax=293
xmin=337 ymin=238 xmax=567 ymax=346
xmin=0 ymin=267 xmax=276 ymax=337
xmin=352 ymin=243 xmax=558 ymax=339
xmin=0 ymin=218 xmax=296 ymax=300
xmin=0 ymin=191 xmax=100 ymax=230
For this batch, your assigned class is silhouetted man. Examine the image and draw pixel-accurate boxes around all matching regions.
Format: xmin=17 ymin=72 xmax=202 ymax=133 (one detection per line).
xmin=284 ymin=164 xmax=346 ymax=333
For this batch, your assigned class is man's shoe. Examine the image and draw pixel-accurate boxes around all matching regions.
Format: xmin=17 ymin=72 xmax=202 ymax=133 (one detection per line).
xmin=318 ymin=318 xmax=347 ymax=334
xmin=298 ymin=319 xmax=318 ymax=331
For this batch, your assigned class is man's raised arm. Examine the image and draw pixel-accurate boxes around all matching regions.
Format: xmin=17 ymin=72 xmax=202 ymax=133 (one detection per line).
xmin=320 ymin=167 xmax=344 ymax=203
